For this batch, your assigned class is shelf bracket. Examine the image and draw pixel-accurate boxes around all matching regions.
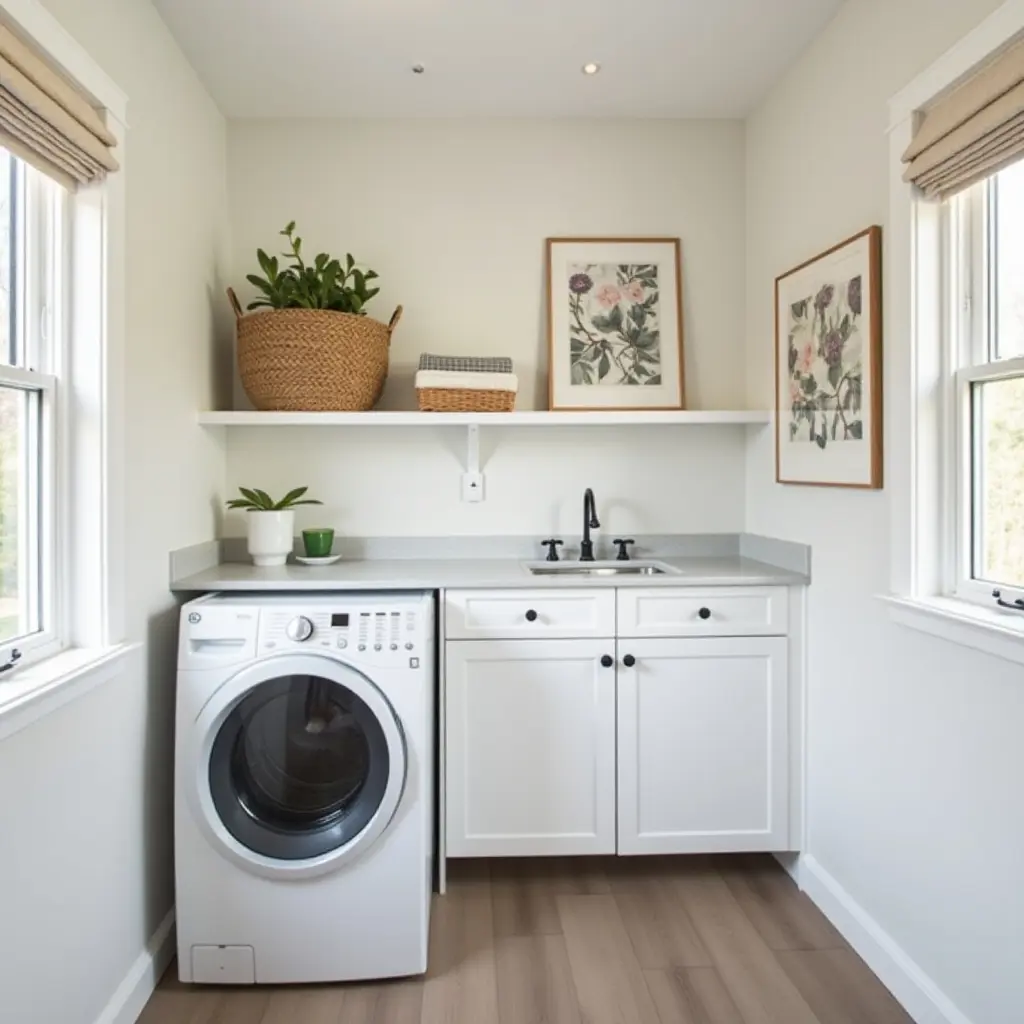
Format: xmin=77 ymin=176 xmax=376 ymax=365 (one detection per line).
xmin=462 ymin=423 xmax=484 ymax=503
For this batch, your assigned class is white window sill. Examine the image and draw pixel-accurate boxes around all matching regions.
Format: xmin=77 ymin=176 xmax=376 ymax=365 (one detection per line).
xmin=0 ymin=643 xmax=139 ymax=741
xmin=881 ymin=594 xmax=1024 ymax=668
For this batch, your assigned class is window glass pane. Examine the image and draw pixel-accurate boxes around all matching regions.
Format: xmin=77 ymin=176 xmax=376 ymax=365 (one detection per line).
xmin=993 ymin=161 xmax=1024 ymax=360
xmin=0 ymin=386 xmax=39 ymax=643
xmin=973 ymin=376 xmax=1024 ymax=588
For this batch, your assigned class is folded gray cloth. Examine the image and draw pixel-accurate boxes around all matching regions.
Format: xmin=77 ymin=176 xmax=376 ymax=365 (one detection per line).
xmin=418 ymin=353 xmax=514 ymax=373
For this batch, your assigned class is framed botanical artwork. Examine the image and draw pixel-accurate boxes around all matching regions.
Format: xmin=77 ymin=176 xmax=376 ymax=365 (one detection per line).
xmin=546 ymin=237 xmax=685 ymax=410
xmin=775 ymin=226 xmax=882 ymax=488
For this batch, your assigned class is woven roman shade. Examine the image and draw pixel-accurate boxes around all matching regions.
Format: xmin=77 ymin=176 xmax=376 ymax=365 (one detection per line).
xmin=0 ymin=22 xmax=117 ymax=190
xmin=903 ymin=36 xmax=1024 ymax=199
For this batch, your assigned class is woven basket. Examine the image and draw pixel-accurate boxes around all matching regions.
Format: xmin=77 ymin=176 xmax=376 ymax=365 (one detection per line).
xmin=229 ymin=288 xmax=402 ymax=412
xmin=417 ymin=387 xmax=517 ymax=413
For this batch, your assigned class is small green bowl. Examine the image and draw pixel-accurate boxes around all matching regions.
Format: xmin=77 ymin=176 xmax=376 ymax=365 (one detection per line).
xmin=301 ymin=528 xmax=335 ymax=558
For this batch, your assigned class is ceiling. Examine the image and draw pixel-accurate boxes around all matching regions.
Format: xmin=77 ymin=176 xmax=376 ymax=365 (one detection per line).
xmin=153 ymin=0 xmax=843 ymax=119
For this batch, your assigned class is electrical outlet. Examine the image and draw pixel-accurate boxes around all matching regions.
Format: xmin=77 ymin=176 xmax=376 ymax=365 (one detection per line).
xmin=461 ymin=471 xmax=485 ymax=503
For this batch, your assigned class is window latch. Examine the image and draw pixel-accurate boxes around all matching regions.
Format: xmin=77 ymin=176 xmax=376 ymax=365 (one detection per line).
xmin=0 ymin=648 xmax=23 ymax=674
xmin=992 ymin=590 xmax=1024 ymax=613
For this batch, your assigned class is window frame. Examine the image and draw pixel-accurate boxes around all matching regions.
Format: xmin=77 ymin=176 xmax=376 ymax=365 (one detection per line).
xmin=886 ymin=4 xmax=1024 ymax=666
xmin=0 ymin=159 xmax=66 ymax=670
xmin=942 ymin=178 xmax=1024 ymax=608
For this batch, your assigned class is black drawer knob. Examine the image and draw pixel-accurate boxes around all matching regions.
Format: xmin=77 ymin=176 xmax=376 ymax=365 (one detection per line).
xmin=525 ymin=609 xmax=538 ymax=622
xmin=623 ymin=654 xmax=636 ymax=668
xmin=698 ymin=607 xmax=712 ymax=620
xmin=601 ymin=654 xmax=614 ymax=668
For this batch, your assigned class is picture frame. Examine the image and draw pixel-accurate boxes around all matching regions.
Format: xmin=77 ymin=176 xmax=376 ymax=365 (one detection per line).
xmin=775 ymin=226 xmax=882 ymax=489
xmin=546 ymin=237 xmax=685 ymax=411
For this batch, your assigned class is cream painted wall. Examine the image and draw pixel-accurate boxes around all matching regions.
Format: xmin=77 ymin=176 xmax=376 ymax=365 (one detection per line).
xmin=227 ymin=119 xmax=747 ymax=412
xmin=744 ymin=1 xmax=1022 ymax=1022
xmin=0 ymin=1 xmax=229 ymax=1021
xmin=223 ymin=424 xmax=749 ymax=541
xmin=224 ymin=119 xmax=749 ymax=536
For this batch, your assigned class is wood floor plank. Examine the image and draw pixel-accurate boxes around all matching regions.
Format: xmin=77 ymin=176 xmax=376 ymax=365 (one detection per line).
xmin=613 ymin=875 xmax=711 ymax=969
xmin=719 ymin=856 xmax=846 ymax=951
xmin=494 ymin=934 xmax=582 ymax=1024
xmin=557 ymin=895 xmax=661 ymax=1024
xmin=775 ymin=949 xmax=915 ymax=1024
xmin=673 ymin=864 xmax=821 ymax=1024
xmin=138 ymin=969 xmax=270 ymax=1024
xmin=258 ymin=986 xmax=345 ymax=1024
xmin=421 ymin=873 xmax=500 ymax=1024
xmin=491 ymin=865 xmax=563 ymax=938
xmin=337 ymin=976 xmax=424 ymax=1024
xmin=644 ymin=967 xmax=746 ymax=1024
xmin=490 ymin=857 xmax=612 ymax=895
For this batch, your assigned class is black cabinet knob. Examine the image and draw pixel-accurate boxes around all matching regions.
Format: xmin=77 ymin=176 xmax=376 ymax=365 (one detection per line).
xmin=698 ymin=607 xmax=711 ymax=620
xmin=623 ymin=654 xmax=636 ymax=668
xmin=600 ymin=654 xmax=614 ymax=668
xmin=525 ymin=609 xmax=538 ymax=622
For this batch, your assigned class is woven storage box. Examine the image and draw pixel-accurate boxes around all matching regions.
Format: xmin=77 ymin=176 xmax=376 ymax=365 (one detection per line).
xmin=417 ymin=387 xmax=517 ymax=413
xmin=228 ymin=288 xmax=402 ymax=412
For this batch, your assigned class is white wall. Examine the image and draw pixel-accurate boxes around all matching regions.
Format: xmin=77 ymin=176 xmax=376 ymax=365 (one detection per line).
xmin=0 ymin=1 xmax=229 ymax=1021
xmin=225 ymin=119 xmax=749 ymax=535
xmin=224 ymin=424 xmax=748 ymax=540
xmin=744 ymin=2 xmax=1023 ymax=1022
xmin=228 ymin=119 xmax=746 ymax=412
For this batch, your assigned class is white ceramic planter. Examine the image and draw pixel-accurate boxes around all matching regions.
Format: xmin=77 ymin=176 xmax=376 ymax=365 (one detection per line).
xmin=246 ymin=509 xmax=294 ymax=566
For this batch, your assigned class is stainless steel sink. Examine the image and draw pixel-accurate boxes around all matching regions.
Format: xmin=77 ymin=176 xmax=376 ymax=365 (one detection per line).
xmin=526 ymin=561 xmax=677 ymax=577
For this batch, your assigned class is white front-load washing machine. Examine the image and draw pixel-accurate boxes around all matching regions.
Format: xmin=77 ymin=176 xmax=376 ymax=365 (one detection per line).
xmin=174 ymin=591 xmax=434 ymax=985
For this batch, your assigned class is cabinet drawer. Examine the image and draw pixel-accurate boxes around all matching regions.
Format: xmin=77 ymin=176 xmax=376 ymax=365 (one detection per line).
xmin=617 ymin=587 xmax=788 ymax=637
xmin=445 ymin=589 xmax=615 ymax=639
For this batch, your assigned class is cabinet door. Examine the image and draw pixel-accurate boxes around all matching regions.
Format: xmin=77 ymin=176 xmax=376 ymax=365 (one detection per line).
xmin=445 ymin=639 xmax=616 ymax=857
xmin=617 ymin=637 xmax=789 ymax=854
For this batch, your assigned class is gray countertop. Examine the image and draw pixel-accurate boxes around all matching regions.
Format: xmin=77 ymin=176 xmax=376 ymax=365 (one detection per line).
xmin=170 ymin=555 xmax=807 ymax=593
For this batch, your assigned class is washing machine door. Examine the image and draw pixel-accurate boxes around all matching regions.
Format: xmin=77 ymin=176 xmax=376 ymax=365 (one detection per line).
xmin=190 ymin=653 xmax=407 ymax=880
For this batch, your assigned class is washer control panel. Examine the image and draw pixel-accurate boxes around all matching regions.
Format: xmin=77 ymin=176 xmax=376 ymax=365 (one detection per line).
xmin=258 ymin=601 xmax=425 ymax=666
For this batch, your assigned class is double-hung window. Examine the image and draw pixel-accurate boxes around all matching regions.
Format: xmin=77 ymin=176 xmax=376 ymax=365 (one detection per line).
xmin=947 ymin=161 xmax=1024 ymax=608
xmin=889 ymin=11 xmax=1024 ymax=658
xmin=0 ymin=149 xmax=66 ymax=670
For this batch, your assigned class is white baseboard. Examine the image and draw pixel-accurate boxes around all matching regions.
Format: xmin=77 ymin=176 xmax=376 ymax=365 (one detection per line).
xmin=799 ymin=856 xmax=972 ymax=1024
xmin=772 ymin=851 xmax=802 ymax=885
xmin=94 ymin=909 xmax=176 ymax=1024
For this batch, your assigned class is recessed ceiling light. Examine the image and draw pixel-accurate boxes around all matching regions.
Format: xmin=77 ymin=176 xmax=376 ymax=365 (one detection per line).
xmin=582 ymin=62 xmax=601 ymax=75
xmin=412 ymin=64 xmax=425 ymax=74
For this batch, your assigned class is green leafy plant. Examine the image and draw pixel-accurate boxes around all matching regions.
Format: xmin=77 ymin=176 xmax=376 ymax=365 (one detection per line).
xmin=226 ymin=486 xmax=322 ymax=512
xmin=244 ymin=222 xmax=380 ymax=314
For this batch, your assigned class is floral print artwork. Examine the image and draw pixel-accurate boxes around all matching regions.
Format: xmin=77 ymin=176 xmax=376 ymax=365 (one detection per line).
xmin=568 ymin=263 xmax=661 ymax=386
xmin=787 ymin=275 xmax=864 ymax=448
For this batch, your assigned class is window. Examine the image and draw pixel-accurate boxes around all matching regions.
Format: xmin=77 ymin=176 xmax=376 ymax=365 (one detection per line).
xmin=947 ymin=161 xmax=1024 ymax=606
xmin=0 ymin=149 xmax=66 ymax=670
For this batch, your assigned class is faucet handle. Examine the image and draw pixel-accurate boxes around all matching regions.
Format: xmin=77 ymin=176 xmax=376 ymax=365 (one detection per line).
xmin=541 ymin=539 xmax=564 ymax=562
xmin=613 ymin=539 xmax=635 ymax=561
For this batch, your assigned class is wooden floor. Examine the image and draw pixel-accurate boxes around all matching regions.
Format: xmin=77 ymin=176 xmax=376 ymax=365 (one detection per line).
xmin=140 ymin=855 xmax=914 ymax=1024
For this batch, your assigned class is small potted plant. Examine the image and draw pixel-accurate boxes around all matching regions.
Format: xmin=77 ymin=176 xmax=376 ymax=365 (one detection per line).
xmin=226 ymin=486 xmax=322 ymax=567
xmin=227 ymin=222 xmax=402 ymax=412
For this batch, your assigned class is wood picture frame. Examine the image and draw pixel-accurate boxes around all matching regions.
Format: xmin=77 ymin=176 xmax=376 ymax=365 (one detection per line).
xmin=774 ymin=226 xmax=883 ymax=489
xmin=546 ymin=237 xmax=685 ymax=411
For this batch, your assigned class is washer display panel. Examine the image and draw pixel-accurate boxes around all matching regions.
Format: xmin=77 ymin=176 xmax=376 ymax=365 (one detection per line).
xmin=209 ymin=670 xmax=394 ymax=860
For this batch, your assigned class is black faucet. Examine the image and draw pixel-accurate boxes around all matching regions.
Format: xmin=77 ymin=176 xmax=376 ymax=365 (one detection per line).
xmin=579 ymin=488 xmax=600 ymax=562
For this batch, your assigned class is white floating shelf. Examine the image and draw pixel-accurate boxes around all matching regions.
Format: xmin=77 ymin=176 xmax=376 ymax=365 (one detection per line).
xmin=197 ymin=409 xmax=771 ymax=427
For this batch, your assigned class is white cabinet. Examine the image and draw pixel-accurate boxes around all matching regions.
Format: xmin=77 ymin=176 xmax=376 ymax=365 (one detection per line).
xmin=618 ymin=586 xmax=788 ymax=637
xmin=617 ymin=637 xmax=789 ymax=854
xmin=445 ymin=589 xmax=616 ymax=639
xmin=445 ymin=638 xmax=617 ymax=857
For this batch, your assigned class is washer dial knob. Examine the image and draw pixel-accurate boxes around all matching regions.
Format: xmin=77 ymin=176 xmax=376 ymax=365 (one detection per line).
xmin=286 ymin=616 xmax=314 ymax=642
